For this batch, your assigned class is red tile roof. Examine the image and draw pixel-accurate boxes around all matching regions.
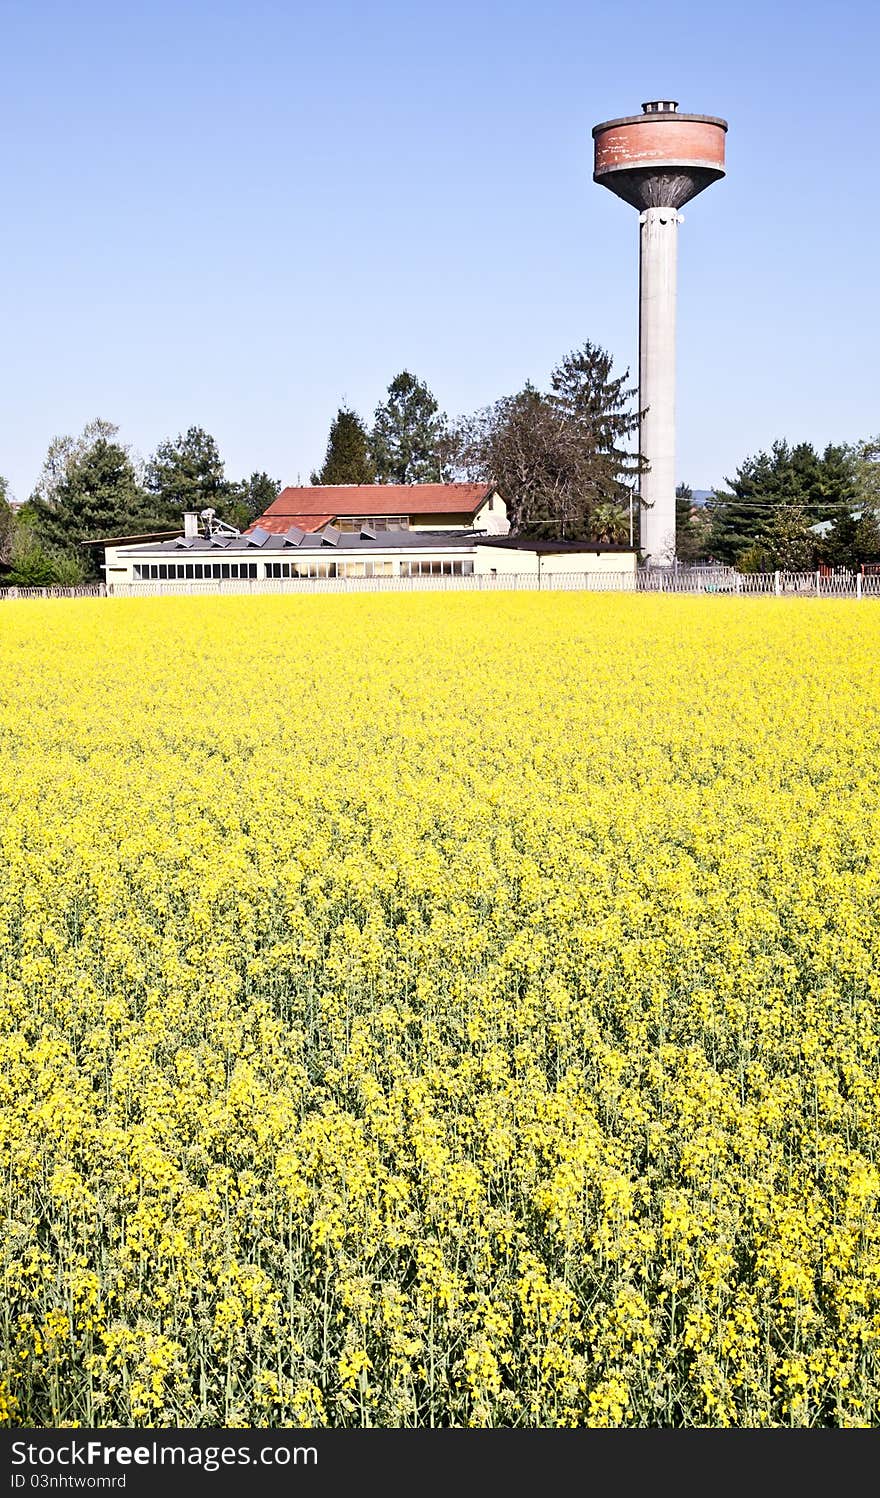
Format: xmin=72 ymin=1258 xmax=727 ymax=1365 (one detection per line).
xmin=252 ymin=483 xmax=493 ymax=531
xmin=255 ymin=513 xmax=334 ymax=535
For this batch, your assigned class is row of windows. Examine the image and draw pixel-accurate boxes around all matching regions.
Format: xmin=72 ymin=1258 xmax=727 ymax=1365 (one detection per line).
xmin=132 ymin=558 xmax=475 ymax=582
xmin=266 ymin=559 xmax=475 ymax=578
xmin=265 ymin=560 xmax=395 ymax=579
xmin=133 ymin=563 xmax=259 ymax=580
xmin=400 ymin=560 xmax=473 ymax=576
xmin=336 ymin=516 xmax=410 ymax=531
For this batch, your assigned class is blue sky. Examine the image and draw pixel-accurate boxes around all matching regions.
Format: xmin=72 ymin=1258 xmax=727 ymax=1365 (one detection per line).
xmin=2 ymin=0 xmax=877 ymax=500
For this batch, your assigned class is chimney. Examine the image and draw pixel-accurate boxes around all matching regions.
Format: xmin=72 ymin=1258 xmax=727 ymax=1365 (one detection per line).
xmin=183 ymin=512 xmax=199 ymax=539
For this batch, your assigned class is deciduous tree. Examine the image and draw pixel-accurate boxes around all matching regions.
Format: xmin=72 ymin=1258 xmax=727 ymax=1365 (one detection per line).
xmin=452 ymin=343 xmax=640 ymax=540
xmin=675 ymin=483 xmax=712 ymax=563
xmin=453 ymin=384 xmax=572 ymax=536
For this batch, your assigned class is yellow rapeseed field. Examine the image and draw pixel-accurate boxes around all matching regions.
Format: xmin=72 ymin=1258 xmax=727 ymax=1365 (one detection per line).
xmin=1 ymin=592 xmax=879 ymax=1428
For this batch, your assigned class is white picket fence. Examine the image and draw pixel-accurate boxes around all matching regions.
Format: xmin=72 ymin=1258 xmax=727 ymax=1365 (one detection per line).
xmin=1 ymin=570 xmax=879 ymax=601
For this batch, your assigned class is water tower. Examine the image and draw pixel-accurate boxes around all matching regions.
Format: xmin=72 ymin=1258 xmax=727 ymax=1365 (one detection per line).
xmin=592 ymin=101 xmax=727 ymax=564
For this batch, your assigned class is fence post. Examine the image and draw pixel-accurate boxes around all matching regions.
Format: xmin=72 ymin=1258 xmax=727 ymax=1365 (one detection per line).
xmin=816 ymin=569 xmax=821 ymax=597
xmin=774 ymin=570 xmax=781 ymax=597
xmin=857 ymin=572 xmax=862 ymax=601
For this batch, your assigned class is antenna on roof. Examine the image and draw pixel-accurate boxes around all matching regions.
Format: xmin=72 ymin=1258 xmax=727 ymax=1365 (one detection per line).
xmin=199 ymin=507 xmax=240 ymax=540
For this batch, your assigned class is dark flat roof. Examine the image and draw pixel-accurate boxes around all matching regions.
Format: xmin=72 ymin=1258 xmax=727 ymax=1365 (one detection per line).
xmin=83 ymin=530 xmax=182 ymax=547
xmin=125 ymin=528 xmax=484 ymax=554
xmin=112 ymin=529 xmax=636 ymax=557
xmin=478 ymin=537 xmax=636 ymax=554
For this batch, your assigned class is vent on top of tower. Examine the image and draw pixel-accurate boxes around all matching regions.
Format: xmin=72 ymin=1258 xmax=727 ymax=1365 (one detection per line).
xmin=642 ymin=100 xmax=678 ymax=113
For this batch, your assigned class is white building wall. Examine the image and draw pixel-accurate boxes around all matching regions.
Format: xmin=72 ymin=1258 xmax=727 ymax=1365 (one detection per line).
xmin=535 ymin=551 xmax=636 ymax=576
xmin=408 ymin=491 xmax=509 ymax=534
xmin=104 ymin=543 xmax=477 ymax=585
xmin=104 ymin=532 xmax=635 ymax=586
xmin=473 ymin=547 xmax=636 ymax=576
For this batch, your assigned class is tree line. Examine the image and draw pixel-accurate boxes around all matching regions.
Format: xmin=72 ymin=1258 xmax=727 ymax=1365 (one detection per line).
xmin=1 ymin=347 xmax=878 ymax=582
xmin=0 ymin=423 xmax=278 ymax=585
xmin=677 ymin=438 xmax=880 ymax=572
xmin=310 ymin=350 xmax=642 ymax=546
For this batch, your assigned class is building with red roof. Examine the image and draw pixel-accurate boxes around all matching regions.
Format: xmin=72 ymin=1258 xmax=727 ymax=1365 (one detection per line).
xmin=98 ymin=484 xmax=640 ymax=589
xmin=248 ymin=483 xmax=509 ymax=535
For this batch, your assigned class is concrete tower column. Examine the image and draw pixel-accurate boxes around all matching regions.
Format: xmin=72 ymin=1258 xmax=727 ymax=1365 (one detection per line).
xmin=639 ymin=207 xmax=680 ymax=565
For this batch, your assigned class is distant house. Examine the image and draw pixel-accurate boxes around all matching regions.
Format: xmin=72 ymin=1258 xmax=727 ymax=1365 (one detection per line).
xmin=250 ymin=483 xmax=509 ymax=535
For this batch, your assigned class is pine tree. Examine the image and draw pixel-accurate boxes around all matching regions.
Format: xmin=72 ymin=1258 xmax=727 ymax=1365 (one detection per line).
xmin=547 ymin=342 xmax=641 ymax=537
xmin=229 ymin=472 xmax=280 ymax=524
xmin=707 ymin=441 xmax=855 ymax=565
xmin=29 ymin=433 xmax=155 ymax=577
xmin=371 ymin=373 xmax=445 ymax=484
xmin=145 ymin=427 xmax=233 ymax=522
xmin=311 ymin=408 xmax=375 ymax=485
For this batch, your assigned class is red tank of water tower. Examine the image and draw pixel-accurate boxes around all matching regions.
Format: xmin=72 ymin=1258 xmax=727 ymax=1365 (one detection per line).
xmin=593 ymin=100 xmax=727 ymax=210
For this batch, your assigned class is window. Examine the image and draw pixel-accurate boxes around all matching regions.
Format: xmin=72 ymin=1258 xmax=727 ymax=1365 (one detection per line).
xmin=337 ymin=515 xmax=410 ymax=532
